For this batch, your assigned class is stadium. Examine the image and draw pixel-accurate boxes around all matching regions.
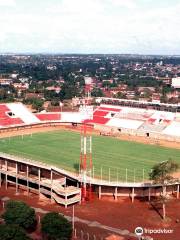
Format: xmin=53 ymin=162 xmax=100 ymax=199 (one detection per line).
xmin=0 ymin=98 xmax=180 ymax=208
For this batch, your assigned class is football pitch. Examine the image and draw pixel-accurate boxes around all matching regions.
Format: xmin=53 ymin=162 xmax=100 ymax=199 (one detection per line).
xmin=0 ymin=130 xmax=180 ymax=182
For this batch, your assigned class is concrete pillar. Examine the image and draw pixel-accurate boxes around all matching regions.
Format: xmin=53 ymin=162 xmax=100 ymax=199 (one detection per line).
xmin=15 ymin=163 xmax=18 ymax=174
xmin=79 ymin=188 xmax=81 ymax=204
xmin=50 ymin=170 xmax=53 ymax=202
xmin=177 ymin=185 xmax=179 ymax=199
xmin=5 ymin=160 xmax=8 ymax=171
xmin=148 ymin=187 xmax=151 ymax=201
xmin=65 ymin=194 xmax=67 ymax=208
xmin=16 ymin=163 xmax=18 ymax=193
xmin=5 ymin=173 xmax=7 ymax=189
xmin=164 ymin=186 xmax=166 ymax=195
xmin=64 ymin=177 xmax=66 ymax=188
xmin=132 ymin=187 xmax=135 ymax=203
xmin=115 ymin=187 xmax=118 ymax=201
xmin=98 ymin=186 xmax=101 ymax=199
xmin=38 ymin=168 xmax=41 ymax=195
xmin=141 ymin=188 xmax=144 ymax=197
xmin=27 ymin=165 xmax=29 ymax=194
xmin=162 ymin=186 xmax=166 ymax=199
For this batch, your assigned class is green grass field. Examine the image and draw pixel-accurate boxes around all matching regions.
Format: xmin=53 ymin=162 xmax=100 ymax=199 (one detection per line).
xmin=0 ymin=130 xmax=180 ymax=182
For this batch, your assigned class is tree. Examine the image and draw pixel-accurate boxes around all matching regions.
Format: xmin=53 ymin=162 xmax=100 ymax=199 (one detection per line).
xmin=149 ymin=160 xmax=179 ymax=219
xmin=32 ymin=98 xmax=44 ymax=111
xmin=115 ymin=91 xmax=127 ymax=99
xmin=0 ymin=224 xmax=31 ymax=240
xmin=91 ymin=88 xmax=104 ymax=97
xmin=23 ymin=97 xmax=44 ymax=111
xmin=60 ymin=83 xmax=80 ymax=100
xmin=2 ymin=200 xmax=36 ymax=230
xmin=102 ymin=81 xmax=111 ymax=88
xmin=41 ymin=212 xmax=72 ymax=240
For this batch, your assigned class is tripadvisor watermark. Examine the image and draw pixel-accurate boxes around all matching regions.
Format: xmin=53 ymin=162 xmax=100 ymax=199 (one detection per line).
xmin=135 ymin=227 xmax=144 ymax=236
xmin=135 ymin=226 xmax=174 ymax=236
xmin=144 ymin=228 xmax=173 ymax=234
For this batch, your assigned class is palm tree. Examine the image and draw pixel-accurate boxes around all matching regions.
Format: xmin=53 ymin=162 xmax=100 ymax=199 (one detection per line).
xmin=149 ymin=160 xmax=179 ymax=220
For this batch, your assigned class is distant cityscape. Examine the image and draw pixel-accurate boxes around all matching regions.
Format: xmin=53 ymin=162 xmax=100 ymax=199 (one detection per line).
xmin=0 ymin=54 xmax=180 ymax=111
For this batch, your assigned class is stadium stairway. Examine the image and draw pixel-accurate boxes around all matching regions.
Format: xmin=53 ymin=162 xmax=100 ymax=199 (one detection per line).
xmin=7 ymin=103 xmax=40 ymax=124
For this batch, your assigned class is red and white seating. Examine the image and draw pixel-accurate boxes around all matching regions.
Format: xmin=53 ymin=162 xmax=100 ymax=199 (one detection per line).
xmin=36 ymin=113 xmax=61 ymax=121
xmin=61 ymin=112 xmax=86 ymax=123
xmin=0 ymin=104 xmax=24 ymax=127
xmin=84 ymin=115 xmax=110 ymax=125
xmin=0 ymin=103 xmax=41 ymax=127
xmin=83 ymin=105 xmax=123 ymax=125
xmin=106 ymin=118 xmax=144 ymax=129
xmin=163 ymin=122 xmax=180 ymax=137
xmin=7 ymin=103 xmax=40 ymax=124
xmin=93 ymin=110 xmax=109 ymax=117
xmin=147 ymin=111 xmax=175 ymax=125
xmin=0 ymin=102 xmax=180 ymax=140
xmin=98 ymin=106 xmax=121 ymax=112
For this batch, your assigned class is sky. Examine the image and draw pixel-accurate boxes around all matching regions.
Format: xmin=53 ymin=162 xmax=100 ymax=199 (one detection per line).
xmin=0 ymin=0 xmax=180 ymax=54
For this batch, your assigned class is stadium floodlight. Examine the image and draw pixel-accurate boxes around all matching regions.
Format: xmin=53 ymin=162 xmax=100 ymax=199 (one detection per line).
xmin=80 ymin=123 xmax=93 ymax=202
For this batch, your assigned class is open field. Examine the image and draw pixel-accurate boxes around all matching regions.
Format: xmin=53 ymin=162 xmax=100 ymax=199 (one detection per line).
xmin=0 ymin=130 xmax=180 ymax=182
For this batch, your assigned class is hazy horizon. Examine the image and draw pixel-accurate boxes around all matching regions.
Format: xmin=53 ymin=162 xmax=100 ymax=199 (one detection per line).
xmin=1 ymin=52 xmax=180 ymax=57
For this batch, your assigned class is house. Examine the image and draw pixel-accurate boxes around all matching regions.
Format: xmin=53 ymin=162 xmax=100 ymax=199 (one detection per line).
xmin=13 ymin=83 xmax=29 ymax=90
xmin=46 ymin=86 xmax=61 ymax=94
xmin=166 ymin=91 xmax=180 ymax=99
xmin=0 ymin=78 xmax=12 ymax=86
xmin=25 ymin=93 xmax=44 ymax=99
xmin=152 ymin=93 xmax=161 ymax=103
xmin=102 ymin=79 xmax=113 ymax=84
xmin=156 ymin=77 xmax=171 ymax=85
xmin=126 ymin=91 xmax=135 ymax=99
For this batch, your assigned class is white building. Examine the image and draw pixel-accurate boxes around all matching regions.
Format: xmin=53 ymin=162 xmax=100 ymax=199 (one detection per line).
xmin=171 ymin=77 xmax=180 ymax=88
xmin=11 ymin=73 xmax=19 ymax=79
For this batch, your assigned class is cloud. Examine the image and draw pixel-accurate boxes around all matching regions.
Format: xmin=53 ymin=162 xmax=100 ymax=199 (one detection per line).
xmin=109 ymin=0 xmax=138 ymax=9
xmin=0 ymin=0 xmax=16 ymax=7
xmin=0 ymin=0 xmax=180 ymax=54
xmin=48 ymin=0 xmax=104 ymax=15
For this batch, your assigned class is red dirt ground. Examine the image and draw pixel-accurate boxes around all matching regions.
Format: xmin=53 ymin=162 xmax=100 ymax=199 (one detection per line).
xmin=0 ymin=185 xmax=180 ymax=240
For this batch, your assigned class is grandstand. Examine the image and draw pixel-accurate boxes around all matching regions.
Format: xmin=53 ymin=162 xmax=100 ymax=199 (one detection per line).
xmin=83 ymin=104 xmax=179 ymax=139
xmin=0 ymin=101 xmax=180 ymax=140
xmin=0 ymin=103 xmax=40 ymax=127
